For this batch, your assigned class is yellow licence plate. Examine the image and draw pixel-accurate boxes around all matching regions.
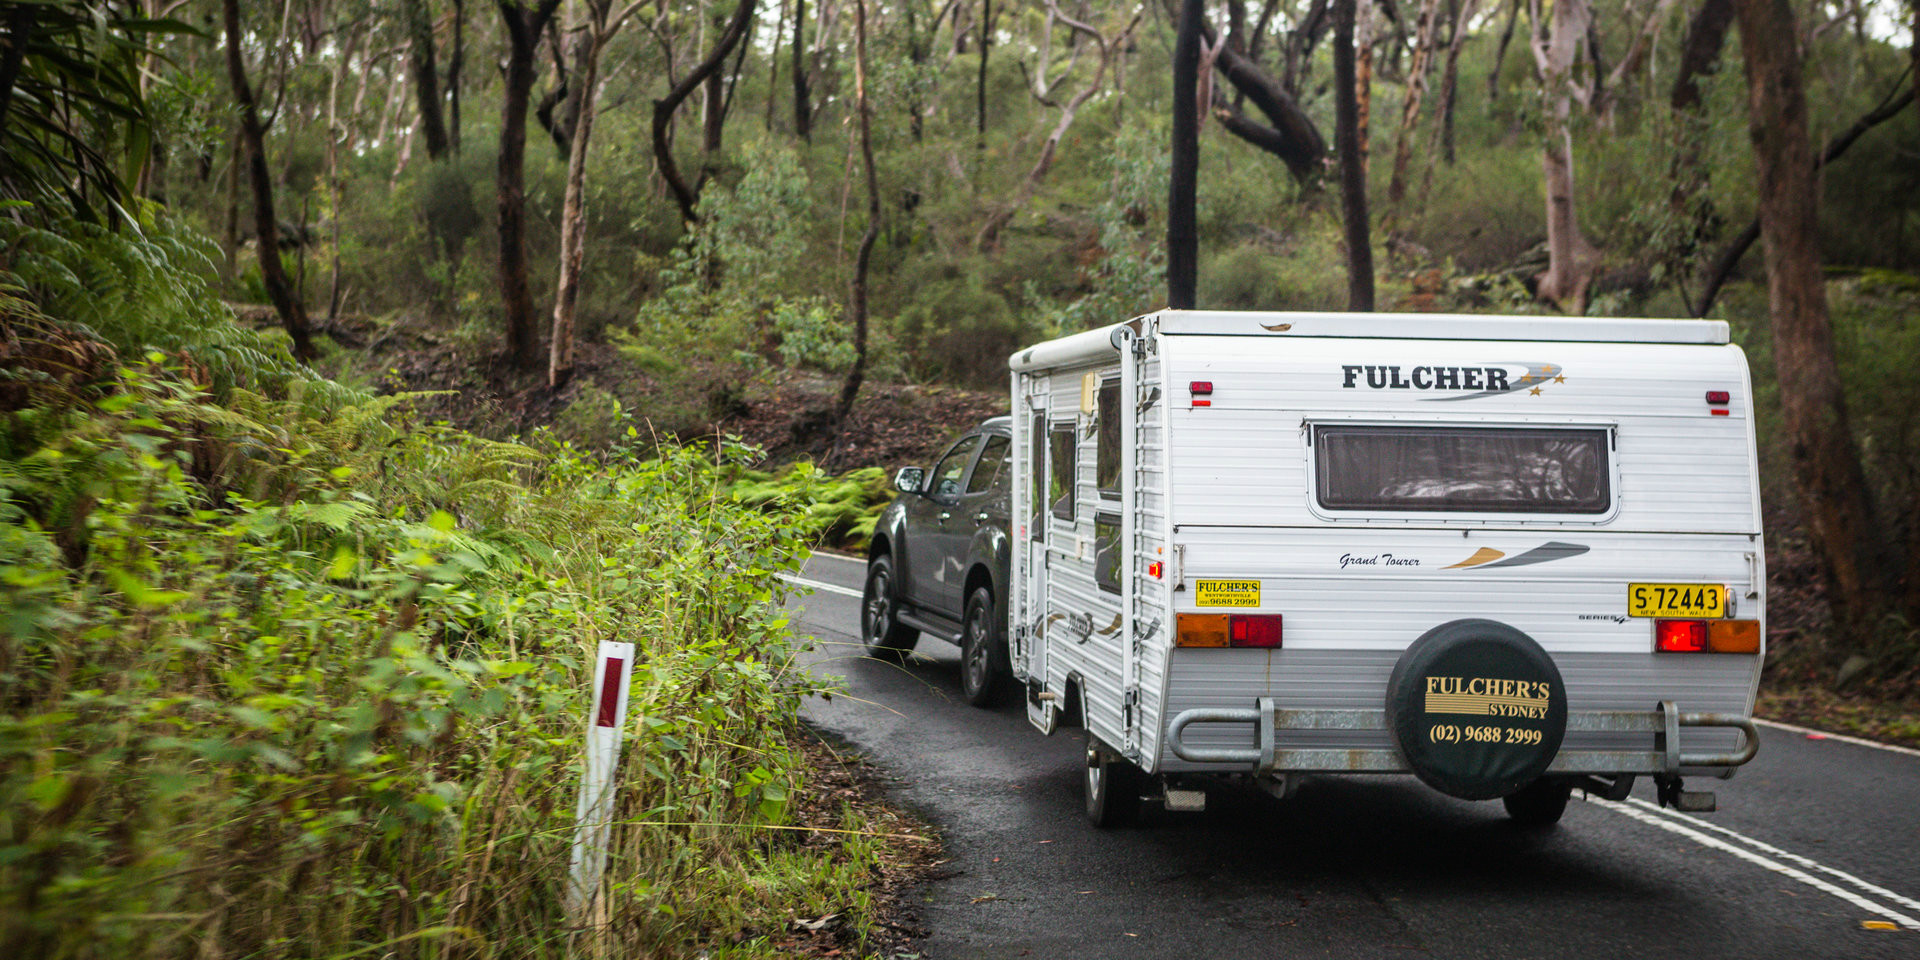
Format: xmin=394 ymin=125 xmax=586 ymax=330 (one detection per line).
xmin=1628 ymin=583 xmax=1726 ymax=618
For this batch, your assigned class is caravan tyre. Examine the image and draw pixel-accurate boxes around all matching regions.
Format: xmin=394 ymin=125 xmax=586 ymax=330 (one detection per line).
xmin=1502 ymin=777 xmax=1574 ymax=827
xmin=1386 ymin=619 xmax=1568 ymax=801
xmin=860 ymin=555 xmax=919 ymax=656
xmin=959 ymin=587 xmax=1009 ymax=707
xmin=1084 ymin=735 xmax=1144 ymax=828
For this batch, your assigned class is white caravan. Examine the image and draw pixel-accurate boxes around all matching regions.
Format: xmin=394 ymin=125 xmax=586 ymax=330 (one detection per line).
xmin=1006 ymin=310 xmax=1762 ymax=826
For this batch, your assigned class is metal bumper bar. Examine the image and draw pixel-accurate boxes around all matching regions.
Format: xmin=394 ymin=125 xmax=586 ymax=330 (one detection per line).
xmin=1165 ymin=699 xmax=1759 ymax=776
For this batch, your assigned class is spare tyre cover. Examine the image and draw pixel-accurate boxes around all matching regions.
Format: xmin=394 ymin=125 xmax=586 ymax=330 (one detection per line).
xmin=1385 ymin=619 xmax=1568 ymax=801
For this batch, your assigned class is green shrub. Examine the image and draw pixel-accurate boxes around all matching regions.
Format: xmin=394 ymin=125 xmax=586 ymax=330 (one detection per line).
xmin=0 ymin=362 xmax=872 ymax=959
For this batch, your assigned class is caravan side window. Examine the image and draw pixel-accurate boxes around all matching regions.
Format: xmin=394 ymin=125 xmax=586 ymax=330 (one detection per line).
xmin=1096 ymin=379 xmax=1121 ymax=500
xmin=1049 ymin=422 xmax=1076 ymax=521
xmin=1094 ymin=513 xmax=1121 ymax=594
xmin=1029 ymin=414 xmax=1046 ymax=539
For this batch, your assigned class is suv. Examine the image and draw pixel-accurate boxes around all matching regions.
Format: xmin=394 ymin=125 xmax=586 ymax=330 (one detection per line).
xmin=862 ymin=416 xmax=1014 ymax=705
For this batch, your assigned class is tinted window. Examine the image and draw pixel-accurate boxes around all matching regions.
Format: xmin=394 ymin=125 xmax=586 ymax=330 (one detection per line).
xmin=968 ymin=435 xmax=1010 ymax=494
xmin=1315 ymin=425 xmax=1611 ymax=514
xmin=1049 ymin=422 xmax=1076 ymax=520
xmin=930 ymin=435 xmax=982 ymax=498
xmin=1096 ymin=380 xmax=1121 ymax=499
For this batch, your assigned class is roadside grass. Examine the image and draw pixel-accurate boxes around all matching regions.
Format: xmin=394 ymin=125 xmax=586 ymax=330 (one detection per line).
xmin=0 ymin=358 xmax=900 ymax=959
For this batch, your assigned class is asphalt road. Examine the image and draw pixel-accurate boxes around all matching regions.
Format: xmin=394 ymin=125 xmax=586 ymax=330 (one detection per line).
xmin=784 ymin=552 xmax=1920 ymax=960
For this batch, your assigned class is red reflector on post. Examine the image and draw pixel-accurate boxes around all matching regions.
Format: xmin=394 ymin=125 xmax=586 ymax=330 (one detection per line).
xmin=1705 ymin=390 xmax=1730 ymax=405
xmin=1228 ymin=614 xmax=1283 ymax=648
xmin=1147 ymin=560 xmax=1163 ymax=579
xmin=1655 ymin=620 xmax=1709 ymax=653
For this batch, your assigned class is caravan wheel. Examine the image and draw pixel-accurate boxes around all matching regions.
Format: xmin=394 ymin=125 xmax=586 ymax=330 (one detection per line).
xmin=1502 ymin=778 xmax=1573 ymax=827
xmin=1083 ymin=686 xmax=1144 ymax=827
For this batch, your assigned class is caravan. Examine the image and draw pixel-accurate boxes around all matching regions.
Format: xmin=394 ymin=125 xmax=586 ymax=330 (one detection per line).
xmin=1005 ymin=310 xmax=1763 ymax=826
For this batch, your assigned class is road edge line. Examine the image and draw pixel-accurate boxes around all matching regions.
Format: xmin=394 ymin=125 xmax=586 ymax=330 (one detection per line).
xmin=1590 ymin=798 xmax=1920 ymax=930
xmin=1621 ymin=798 xmax=1920 ymax=916
xmin=1752 ymin=717 xmax=1920 ymax=758
xmin=780 ymin=574 xmax=865 ymax=599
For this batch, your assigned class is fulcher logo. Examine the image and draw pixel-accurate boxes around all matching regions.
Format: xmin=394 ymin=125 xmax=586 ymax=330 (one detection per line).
xmin=1340 ymin=362 xmax=1566 ymax=400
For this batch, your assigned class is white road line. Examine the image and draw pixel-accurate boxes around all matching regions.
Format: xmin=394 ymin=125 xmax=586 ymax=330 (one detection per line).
xmin=1590 ymin=798 xmax=1920 ymax=930
xmin=1622 ymin=797 xmax=1920 ymax=916
xmin=805 ymin=551 xmax=868 ymax=565
xmin=1754 ymin=717 xmax=1920 ymax=758
xmin=779 ymin=574 xmax=864 ymax=599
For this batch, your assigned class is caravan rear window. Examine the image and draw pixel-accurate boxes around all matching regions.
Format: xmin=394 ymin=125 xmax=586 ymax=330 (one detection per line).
xmin=1314 ymin=425 xmax=1611 ymax=514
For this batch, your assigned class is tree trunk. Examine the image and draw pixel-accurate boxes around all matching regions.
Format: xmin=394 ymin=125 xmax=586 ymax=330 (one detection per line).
xmin=402 ymin=0 xmax=450 ymax=160
xmin=496 ymin=0 xmax=564 ymax=371
xmin=654 ymin=0 xmax=759 ymax=224
xmin=1666 ymin=0 xmax=1734 ymax=306
xmin=222 ymin=0 xmax=317 ymax=362
xmin=0 ymin=5 xmax=31 ymax=146
xmin=1735 ymin=0 xmax=1898 ymax=653
xmin=1531 ymin=0 xmax=1596 ymax=311
xmin=1355 ymin=0 xmax=1373 ymax=180
xmin=976 ymin=0 xmax=991 ymax=149
xmin=449 ymin=0 xmax=465 ymax=152
xmin=1169 ymin=0 xmax=1202 ymax=310
xmin=835 ymin=0 xmax=880 ymax=429
xmin=551 ymin=35 xmax=603 ymax=391
xmin=1487 ymin=0 xmax=1520 ymax=102
xmin=1387 ymin=0 xmax=1442 ymax=205
xmin=1436 ymin=0 xmax=1480 ymax=166
xmin=1333 ymin=0 xmax=1375 ymax=310
xmin=792 ymin=0 xmax=812 ymax=139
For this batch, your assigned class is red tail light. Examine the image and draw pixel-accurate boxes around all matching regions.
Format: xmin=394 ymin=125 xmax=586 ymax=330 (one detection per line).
xmin=1655 ymin=619 xmax=1709 ymax=653
xmin=1229 ymin=614 xmax=1283 ymax=648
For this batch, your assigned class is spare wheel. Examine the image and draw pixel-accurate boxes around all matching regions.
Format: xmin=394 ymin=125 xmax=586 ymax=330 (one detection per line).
xmin=1385 ymin=619 xmax=1568 ymax=801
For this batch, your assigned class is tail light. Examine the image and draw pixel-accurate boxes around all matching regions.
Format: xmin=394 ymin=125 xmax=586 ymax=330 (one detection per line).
xmin=1656 ymin=619 xmax=1761 ymax=654
xmin=1176 ymin=613 xmax=1282 ymax=648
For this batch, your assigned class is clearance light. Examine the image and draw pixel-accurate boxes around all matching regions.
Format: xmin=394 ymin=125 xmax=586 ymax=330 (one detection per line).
xmin=1147 ymin=560 xmax=1164 ymax=579
xmin=1705 ymin=391 xmax=1731 ymax=405
xmin=1190 ymin=381 xmax=1213 ymax=408
xmin=1655 ymin=619 xmax=1709 ymax=653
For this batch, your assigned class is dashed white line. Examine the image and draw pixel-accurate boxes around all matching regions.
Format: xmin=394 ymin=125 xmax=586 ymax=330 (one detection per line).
xmin=1589 ymin=797 xmax=1920 ymax=931
xmin=779 ymin=574 xmax=864 ymax=599
xmin=1753 ymin=717 xmax=1920 ymax=758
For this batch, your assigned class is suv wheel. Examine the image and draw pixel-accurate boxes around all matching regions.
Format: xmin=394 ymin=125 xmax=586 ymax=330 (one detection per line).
xmin=861 ymin=554 xmax=919 ymax=656
xmin=959 ymin=586 xmax=1008 ymax=707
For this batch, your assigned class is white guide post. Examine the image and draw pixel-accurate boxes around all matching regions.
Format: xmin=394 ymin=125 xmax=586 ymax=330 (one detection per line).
xmin=565 ymin=640 xmax=633 ymax=922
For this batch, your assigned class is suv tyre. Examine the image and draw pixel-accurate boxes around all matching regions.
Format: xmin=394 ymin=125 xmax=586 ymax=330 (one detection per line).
xmin=959 ymin=586 xmax=1009 ymax=707
xmin=861 ymin=555 xmax=919 ymax=656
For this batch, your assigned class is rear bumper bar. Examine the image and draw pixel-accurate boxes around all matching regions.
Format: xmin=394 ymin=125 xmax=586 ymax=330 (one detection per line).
xmin=1165 ymin=699 xmax=1758 ymax=776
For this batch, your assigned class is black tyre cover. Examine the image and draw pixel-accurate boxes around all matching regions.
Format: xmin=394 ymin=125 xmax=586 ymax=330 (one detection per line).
xmin=1385 ymin=619 xmax=1568 ymax=801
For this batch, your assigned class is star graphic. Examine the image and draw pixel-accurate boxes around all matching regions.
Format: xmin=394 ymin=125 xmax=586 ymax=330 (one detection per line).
xmin=1553 ymin=375 xmax=1566 ymax=384
xmin=1529 ymin=386 xmax=1543 ymax=396
xmin=1517 ymin=374 xmax=1534 ymax=383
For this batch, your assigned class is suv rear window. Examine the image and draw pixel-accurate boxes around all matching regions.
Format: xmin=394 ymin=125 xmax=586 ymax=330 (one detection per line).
xmin=1314 ymin=424 xmax=1611 ymax=514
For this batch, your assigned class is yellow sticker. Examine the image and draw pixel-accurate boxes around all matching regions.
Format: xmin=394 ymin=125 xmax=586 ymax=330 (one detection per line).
xmin=1195 ymin=579 xmax=1261 ymax=607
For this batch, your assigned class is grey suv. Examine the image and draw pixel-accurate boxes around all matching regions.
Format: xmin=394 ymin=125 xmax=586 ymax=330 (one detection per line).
xmin=862 ymin=416 xmax=1013 ymax=706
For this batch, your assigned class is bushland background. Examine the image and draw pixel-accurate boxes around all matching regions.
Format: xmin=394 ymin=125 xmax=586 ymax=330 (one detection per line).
xmin=1 ymin=0 xmax=1917 ymax=956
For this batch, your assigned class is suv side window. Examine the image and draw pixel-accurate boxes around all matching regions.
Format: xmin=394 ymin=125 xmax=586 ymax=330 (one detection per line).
xmin=929 ymin=435 xmax=982 ymax=498
xmin=968 ymin=435 xmax=1010 ymax=495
